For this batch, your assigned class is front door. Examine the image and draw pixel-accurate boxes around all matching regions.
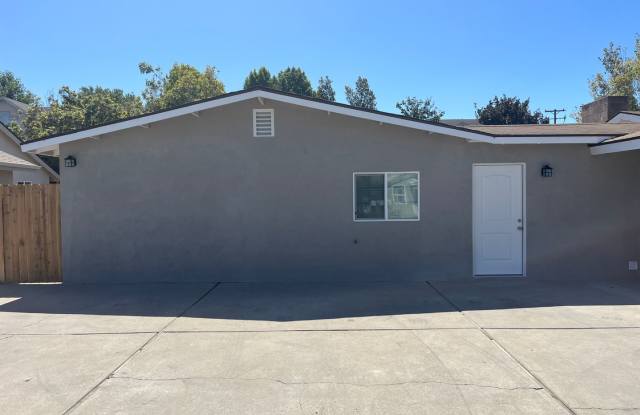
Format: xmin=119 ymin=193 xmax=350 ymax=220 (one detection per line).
xmin=473 ymin=164 xmax=524 ymax=276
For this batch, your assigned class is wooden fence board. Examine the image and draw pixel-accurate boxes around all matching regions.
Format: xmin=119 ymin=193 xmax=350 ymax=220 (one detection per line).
xmin=0 ymin=184 xmax=61 ymax=283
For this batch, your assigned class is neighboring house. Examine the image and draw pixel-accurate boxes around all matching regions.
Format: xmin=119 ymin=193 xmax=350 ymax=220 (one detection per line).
xmin=0 ymin=122 xmax=59 ymax=184
xmin=22 ymin=88 xmax=640 ymax=283
xmin=0 ymin=96 xmax=28 ymax=125
xmin=441 ymin=118 xmax=480 ymax=127
xmin=609 ymin=111 xmax=640 ymax=124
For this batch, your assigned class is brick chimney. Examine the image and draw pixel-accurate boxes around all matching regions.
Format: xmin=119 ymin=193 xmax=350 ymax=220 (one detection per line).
xmin=581 ymin=96 xmax=630 ymax=123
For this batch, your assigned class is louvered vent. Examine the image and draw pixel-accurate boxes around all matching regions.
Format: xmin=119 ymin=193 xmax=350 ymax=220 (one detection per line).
xmin=253 ymin=109 xmax=274 ymax=137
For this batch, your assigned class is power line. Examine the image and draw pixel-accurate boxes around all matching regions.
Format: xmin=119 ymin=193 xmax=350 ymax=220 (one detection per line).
xmin=545 ymin=108 xmax=566 ymax=124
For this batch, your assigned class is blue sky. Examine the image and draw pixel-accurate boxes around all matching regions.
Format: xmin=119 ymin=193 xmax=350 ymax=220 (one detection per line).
xmin=4 ymin=0 xmax=639 ymax=119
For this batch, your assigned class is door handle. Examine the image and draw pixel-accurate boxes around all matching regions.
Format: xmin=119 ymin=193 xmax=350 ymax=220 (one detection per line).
xmin=517 ymin=226 xmax=524 ymax=231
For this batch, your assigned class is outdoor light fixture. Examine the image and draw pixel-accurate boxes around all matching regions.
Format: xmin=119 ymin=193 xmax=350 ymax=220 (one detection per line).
xmin=541 ymin=164 xmax=553 ymax=178
xmin=64 ymin=155 xmax=77 ymax=168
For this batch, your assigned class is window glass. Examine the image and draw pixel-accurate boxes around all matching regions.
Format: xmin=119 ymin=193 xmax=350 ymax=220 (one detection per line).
xmin=387 ymin=173 xmax=419 ymax=219
xmin=354 ymin=174 xmax=385 ymax=219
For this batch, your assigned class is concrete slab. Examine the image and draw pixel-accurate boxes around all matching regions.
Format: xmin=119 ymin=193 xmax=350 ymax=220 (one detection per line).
xmin=73 ymin=330 xmax=568 ymax=414
xmin=0 ymin=333 xmax=151 ymax=414
xmin=169 ymin=282 xmax=473 ymax=331
xmin=432 ymin=279 xmax=640 ymax=328
xmin=488 ymin=328 xmax=640 ymax=414
xmin=0 ymin=283 xmax=214 ymax=334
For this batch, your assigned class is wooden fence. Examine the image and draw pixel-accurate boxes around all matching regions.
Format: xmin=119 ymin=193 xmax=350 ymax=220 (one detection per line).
xmin=0 ymin=184 xmax=61 ymax=283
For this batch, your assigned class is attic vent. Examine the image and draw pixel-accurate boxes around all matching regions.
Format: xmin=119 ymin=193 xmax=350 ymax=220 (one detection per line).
xmin=253 ymin=109 xmax=274 ymax=137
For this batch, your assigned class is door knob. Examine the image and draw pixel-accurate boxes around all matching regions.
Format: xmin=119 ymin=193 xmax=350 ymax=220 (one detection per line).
xmin=517 ymin=226 xmax=523 ymax=230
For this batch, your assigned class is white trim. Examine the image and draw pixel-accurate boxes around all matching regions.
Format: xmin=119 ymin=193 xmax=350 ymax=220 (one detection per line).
xmin=19 ymin=88 xmax=626 ymax=154
xmin=352 ymin=171 xmax=420 ymax=222
xmin=21 ymin=89 xmax=496 ymax=153
xmin=493 ymin=135 xmax=609 ymax=144
xmin=253 ymin=108 xmax=275 ymax=137
xmin=472 ymin=163 xmax=526 ymax=278
xmin=261 ymin=91 xmax=493 ymax=143
xmin=590 ymin=139 xmax=640 ymax=155
xmin=21 ymin=90 xmax=264 ymax=153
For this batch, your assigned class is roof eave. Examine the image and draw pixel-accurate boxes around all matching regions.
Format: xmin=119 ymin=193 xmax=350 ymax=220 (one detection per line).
xmin=21 ymin=89 xmax=495 ymax=153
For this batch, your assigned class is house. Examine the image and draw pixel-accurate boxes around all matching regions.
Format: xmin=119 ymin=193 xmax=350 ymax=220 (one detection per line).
xmin=21 ymin=88 xmax=640 ymax=283
xmin=0 ymin=96 xmax=28 ymax=125
xmin=0 ymin=121 xmax=59 ymax=184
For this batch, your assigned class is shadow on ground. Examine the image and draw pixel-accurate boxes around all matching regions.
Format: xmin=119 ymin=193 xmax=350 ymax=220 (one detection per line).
xmin=0 ymin=278 xmax=639 ymax=322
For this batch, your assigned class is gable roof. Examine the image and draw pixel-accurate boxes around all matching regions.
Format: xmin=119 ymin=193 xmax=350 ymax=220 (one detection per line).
xmin=608 ymin=110 xmax=640 ymax=124
xmin=0 ymin=149 xmax=39 ymax=169
xmin=19 ymin=87 xmax=640 ymax=154
xmin=0 ymin=122 xmax=60 ymax=180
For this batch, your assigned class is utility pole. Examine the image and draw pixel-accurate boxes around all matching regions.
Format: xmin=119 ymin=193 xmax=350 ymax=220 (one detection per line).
xmin=545 ymin=108 xmax=566 ymax=124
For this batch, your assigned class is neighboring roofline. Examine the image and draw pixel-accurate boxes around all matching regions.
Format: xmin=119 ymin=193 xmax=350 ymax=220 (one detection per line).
xmin=0 ymin=122 xmax=60 ymax=181
xmin=0 ymin=159 xmax=41 ymax=170
xmin=19 ymin=87 xmax=633 ymax=154
xmin=0 ymin=96 xmax=29 ymax=111
xmin=590 ymin=136 xmax=640 ymax=155
xmin=608 ymin=111 xmax=640 ymax=123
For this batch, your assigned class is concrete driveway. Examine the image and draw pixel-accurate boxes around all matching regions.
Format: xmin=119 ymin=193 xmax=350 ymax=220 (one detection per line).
xmin=0 ymin=279 xmax=639 ymax=414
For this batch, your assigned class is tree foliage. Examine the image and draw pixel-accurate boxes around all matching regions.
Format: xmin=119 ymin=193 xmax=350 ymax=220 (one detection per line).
xmin=0 ymin=71 xmax=38 ymax=105
xmin=315 ymin=76 xmax=336 ymax=101
xmin=396 ymin=96 xmax=444 ymax=121
xmin=345 ymin=76 xmax=377 ymax=109
xmin=243 ymin=67 xmax=276 ymax=89
xmin=273 ymin=67 xmax=313 ymax=96
xmin=589 ymin=36 xmax=640 ymax=110
xmin=139 ymin=62 xmax=225 ymax=111
xmin=475 ymin=95 xmax=548 ymax=125
xmin=19 ymin=86 xmax=143 ymax=140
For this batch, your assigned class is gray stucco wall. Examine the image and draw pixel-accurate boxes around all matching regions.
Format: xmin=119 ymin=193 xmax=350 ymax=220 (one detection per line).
xmin=59 ymin=99 xmax=640 ymax=283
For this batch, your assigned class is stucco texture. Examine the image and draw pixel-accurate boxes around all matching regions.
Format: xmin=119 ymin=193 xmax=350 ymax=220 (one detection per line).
xmin=59 ymin=99 xmax=640 ymax=283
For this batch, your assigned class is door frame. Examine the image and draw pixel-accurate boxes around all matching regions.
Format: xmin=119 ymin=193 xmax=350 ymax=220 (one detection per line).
xmin=472 ymin=163 xmax=527 ymax=278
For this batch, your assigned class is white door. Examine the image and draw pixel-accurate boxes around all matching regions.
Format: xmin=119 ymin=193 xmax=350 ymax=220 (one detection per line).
xmin=473 ymin=164 xmax=524 ymax=276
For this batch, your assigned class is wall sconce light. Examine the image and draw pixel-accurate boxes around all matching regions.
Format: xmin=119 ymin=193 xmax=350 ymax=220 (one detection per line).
xmin=541 ymin=164 xmax=553 ymax=177
xmin=64 ymin=155 xmax=77 ymax=168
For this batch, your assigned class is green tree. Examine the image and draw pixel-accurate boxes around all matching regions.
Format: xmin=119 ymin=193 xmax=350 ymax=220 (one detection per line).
xmin=345 ymin=76 xmax=376 ymax=109
xmin=0 ymin=71 xmax=38 ymax=105
xmin=19 ymin=86 xmax=143 ymax=140
xmin=475 ymin=95 xmax=548 ymax=125
xmin=274 ymin=67 xmax=313 ymax=96
xmin=139 ymin=62 xmax=225 ymax=111
xmin=244 ymin=67 xmax=276 ymax=89
xmin=589 ymin=36 xmax=640 ymax=110
xmin=396 ymin=97 xmax=444 ymax=121
xmin=315 ymin=76 xmax=336 ymax=101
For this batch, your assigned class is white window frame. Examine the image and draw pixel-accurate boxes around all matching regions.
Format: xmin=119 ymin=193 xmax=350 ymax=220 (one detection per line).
xmin=352 ymin=171 xmax=420 ymax=222
xmin=253 ymin=108 xmax=275 ymax=137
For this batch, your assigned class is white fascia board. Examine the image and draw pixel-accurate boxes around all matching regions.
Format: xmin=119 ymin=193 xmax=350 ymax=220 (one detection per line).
xmin=257 ymin=91 xmax=495 ymax=143
xmin=494 ymin=135 xmax=609 ymax=144
xmin=21 ymin=90 xmax=495 ymax=153
xmin=21 ymin=90 xmax=264 ymax=153
xmin=21 ymin=88 xmax=618 ymax=153
xmin=590 ymin=139 xmax=640 ymax=155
